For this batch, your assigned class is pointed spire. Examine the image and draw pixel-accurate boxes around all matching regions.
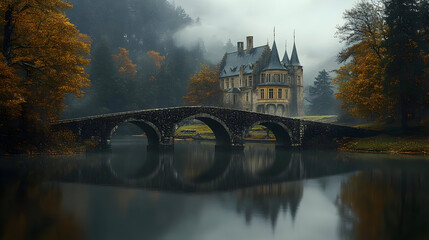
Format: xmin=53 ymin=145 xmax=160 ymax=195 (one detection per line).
xmin=263 ymin=40 xmax=286 ymax=71
xmin=282 ymin=40 xmax=291 ymax=66
xmin=290 ymin=34 xmax=301 ymax=66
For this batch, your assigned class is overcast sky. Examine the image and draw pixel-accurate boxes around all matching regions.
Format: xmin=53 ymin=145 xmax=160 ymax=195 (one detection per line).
xmin=168 ymin=0 xmax=358 ymax=86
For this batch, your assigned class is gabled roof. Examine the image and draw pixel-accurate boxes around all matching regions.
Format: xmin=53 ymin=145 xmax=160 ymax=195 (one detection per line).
xmin=290 ymin=42 xmax=301 ymax=66
xmin=263 ymin=40 xmax=286 ymax=71
xmin=219 ymin=46 xmax=267 ymax=78
xmin=282 ymin=47 xmax=291 ymax=66
xmin=226 ymin=88 xmax=241 ymax=93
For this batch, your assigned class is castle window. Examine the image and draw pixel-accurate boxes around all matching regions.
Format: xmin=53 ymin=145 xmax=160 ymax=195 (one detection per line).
xmin=278 ymin=89 xmax=282 ymax=99
xmin=260 ymin=89 xmax=264 ymax=99
xmin=233 ymin=95 xmax=238 ymax=104
xmin=231 ymin=78 xmax=234 ymax=88
xmin=274 ymin=74 xmax=280 ymax=82
xmin=285 ymin=89 xmax=288 ymax=99
xmin=246 ymin=92 xmax=249 ymax=102
xmin=297 ymin=76 xmax=301 ymax=85
xmin=267 ymin=74 xmax=271 ymax=82
xmin=248 ymin=75 xmax=253 ymax=86
xmin=268 ymin=89 xmax=273 ymax=99
xmin=226 ymin=79 xmax=229 ymax=88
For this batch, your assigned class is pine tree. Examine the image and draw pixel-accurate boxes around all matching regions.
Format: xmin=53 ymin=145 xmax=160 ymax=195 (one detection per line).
xmin=383 ymin=0 xmax=429 ymax=127
xmin=308 ymin=70 xmax=337 ymax=115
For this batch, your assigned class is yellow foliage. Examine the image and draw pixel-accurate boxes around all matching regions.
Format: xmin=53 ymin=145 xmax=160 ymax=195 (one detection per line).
xmin=183 ymin=64 xmax=220 ymax=106
xmin=0 ymin=0 xmax=91 ymax=122
xmin=333 ymin=40 xmax=396 ymax=120
xmin=146 ymin=50 xmax=165 ymax=69
xmin=112 ymin=47 xmax=137 ymax=79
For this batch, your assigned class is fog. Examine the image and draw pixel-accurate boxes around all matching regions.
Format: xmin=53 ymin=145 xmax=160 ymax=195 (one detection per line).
xmin=170 ymin=0 xmax=357 ymax=86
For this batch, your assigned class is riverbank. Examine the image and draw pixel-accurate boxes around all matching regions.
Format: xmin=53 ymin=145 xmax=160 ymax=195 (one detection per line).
xmin=338 ymin=122 xmax=428 ymax=155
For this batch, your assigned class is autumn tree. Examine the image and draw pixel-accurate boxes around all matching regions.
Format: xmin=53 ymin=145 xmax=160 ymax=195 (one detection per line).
xmin=308 ymin=70 xmax=337 ymax=115
xmin=183 ymin=64 xmax=220 ymax=106
xmin=113 ymin=47 xmax=137 ymax=80
xmin=333 ymin=0 xmax=393 ymax=120
xmin=0 ymin=0 xmax=91 ymax=152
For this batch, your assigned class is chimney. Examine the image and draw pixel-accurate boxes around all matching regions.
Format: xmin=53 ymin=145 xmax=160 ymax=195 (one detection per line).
xmin=246 ymin=36 xmax=253 ymax=53
xmin=237 ymin=42 xmax=244 ymax=54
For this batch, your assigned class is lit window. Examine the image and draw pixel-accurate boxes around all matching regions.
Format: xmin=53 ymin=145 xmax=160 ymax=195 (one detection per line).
xmin=269 ymin=89 xmax=273 ymax=99
xmin=278 ymin=89 xmax=282 ymax=99
xmin=260 ymin=89 xmax=264 ymax=99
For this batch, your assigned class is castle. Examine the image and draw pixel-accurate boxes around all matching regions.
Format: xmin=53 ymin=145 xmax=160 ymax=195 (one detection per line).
xmin=219 ymin=36 xmax=304 ymax=117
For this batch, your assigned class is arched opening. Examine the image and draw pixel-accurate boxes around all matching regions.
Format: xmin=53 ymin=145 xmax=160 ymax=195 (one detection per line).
xmin=108 ymin=120 xmax=161 ymax=179
xmin=174 ymin=114 xmax=232 ymax=147
xmin=245 ymin=121 xmax=292 ymax=148
xmin=109 ymin=120 xmax=161 ymax=147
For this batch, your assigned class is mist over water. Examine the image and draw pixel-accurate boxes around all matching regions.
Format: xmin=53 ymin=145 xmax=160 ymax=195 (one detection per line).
xmin=1 ymin=137 xmax=428 ymax=239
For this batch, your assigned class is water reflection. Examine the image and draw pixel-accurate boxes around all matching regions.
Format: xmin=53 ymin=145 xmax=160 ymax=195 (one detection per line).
xmin=0 ymin=179 xmax=84 ymax=240
xmin=338 ymin=169 xmax=429 ymax=240
xmin=1 ymin=138 xmax=428 ymax=240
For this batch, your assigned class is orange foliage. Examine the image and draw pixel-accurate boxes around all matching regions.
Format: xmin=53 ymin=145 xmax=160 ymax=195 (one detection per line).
xmin=0 ymin=0 xmax=91 ymax=121
xmin=183 ymin=64 xmax=220 ymax=106
xmin=333 ymin=41 xmax=395 ymax=120
xmin=146 ymin=50 xmax=165 ymax=69
xmin=112 ymin=47 xmax=137 ymax=79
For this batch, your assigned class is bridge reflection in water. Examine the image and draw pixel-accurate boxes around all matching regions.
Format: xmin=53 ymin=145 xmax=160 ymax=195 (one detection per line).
xmin=2 ymin=139 xmax=429 ymax=239
xmin=6 ymin=141 xmax=374 ymax=193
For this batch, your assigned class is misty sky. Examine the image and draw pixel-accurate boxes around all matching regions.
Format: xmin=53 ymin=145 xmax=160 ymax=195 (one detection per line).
xmin=168 ymin=0 xmax=358 ymax=86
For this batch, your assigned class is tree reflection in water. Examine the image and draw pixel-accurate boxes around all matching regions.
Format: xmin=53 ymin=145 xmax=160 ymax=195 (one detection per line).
xmin=0 ymin=180 xmax=84 ymax=240
xmin=338 ymin=170 xmax=429 ymax=240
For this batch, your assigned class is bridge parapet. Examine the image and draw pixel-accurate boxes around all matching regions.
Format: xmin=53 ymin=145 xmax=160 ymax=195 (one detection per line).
xmin=54 ymin=106 xmax=378 ymax=150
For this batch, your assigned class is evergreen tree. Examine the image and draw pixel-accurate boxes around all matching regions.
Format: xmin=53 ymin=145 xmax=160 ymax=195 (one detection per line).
xmin=308 ymin=70 xmax=337 ymax=115
xmin=383 ymin=0 xmax=429 ymax=127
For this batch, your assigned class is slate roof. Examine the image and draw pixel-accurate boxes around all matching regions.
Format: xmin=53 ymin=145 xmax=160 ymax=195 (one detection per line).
xmin=290 ymin=42 xmax=301 ymax=66
xmin=219 ymin=46 xmax=267 ymax=78
xmin=226 ymin=88 xmax=241 ymax=93
xmin=262 ymin=40 xmax=287 ymax=71
xmin=282 ymin=48 xmax=291 ymax=66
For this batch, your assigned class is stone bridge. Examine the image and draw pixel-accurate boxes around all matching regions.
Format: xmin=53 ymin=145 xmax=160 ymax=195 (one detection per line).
xmin=54 ymin=106 xmax=376 ymax=150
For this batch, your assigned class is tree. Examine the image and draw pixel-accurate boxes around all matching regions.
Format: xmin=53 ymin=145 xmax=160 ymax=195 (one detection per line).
xmin=383 ymin=0 xmax=429 ymax=127
xmin=333 ymin=0 xmax=394 ymax=120
xmin=307 ymin=70 xmax=337 ymax=115
xmin=183 ymin=64 xmax=220 ymax=106
xmin=112 ymin=47 xmax=137 ymax=80
xmin=0 ymin=0 xmax=91 ymax=151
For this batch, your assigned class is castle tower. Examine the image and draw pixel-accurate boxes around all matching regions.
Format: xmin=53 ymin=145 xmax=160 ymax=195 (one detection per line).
xmin=256 ymin=40 xmax=290 ymax=116
xmin=289 ymin=39 xmax=304 ymax=116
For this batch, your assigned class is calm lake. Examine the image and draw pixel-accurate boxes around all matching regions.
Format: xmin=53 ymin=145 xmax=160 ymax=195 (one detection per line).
xmin=1 ymin=136 xmax=428 ymax=240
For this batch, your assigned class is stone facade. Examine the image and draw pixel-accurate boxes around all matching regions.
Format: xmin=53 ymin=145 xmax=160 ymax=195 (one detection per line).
xmin=219 ymin=36 xmax=304 ymax=117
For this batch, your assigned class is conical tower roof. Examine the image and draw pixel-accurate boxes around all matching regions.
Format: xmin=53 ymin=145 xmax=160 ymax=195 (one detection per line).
xmin=282 ymin=46 xmax=291 ymax=66
xmin=263 ymin=40 xmax=286 ymax=71
xmin=290 ymin=42 xmax=301 ymax=66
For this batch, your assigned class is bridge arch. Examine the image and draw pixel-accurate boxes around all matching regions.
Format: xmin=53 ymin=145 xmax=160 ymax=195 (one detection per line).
xmin=109 ymin=118 xmax=162 ymax=146
xmin=245 ymin=121 xmax=293 ymax=147
xmin=175 ymin=114 xmax=232 ymax=147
